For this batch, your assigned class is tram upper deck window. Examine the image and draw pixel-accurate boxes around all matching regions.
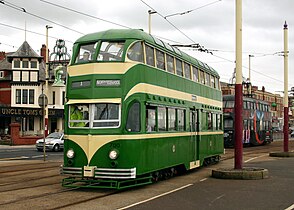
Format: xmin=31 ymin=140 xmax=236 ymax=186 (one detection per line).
xmin=184 ymin=62 xmax=191 ymax=79
xmin=156 ymin=50 xmax=165 ymax=70
xmin=145 ymin=45 xmax=155 ymax=67
xmin=199 ymin=70 xmax=205 ymax=84
xmin=75 ymin=43 xmax=97 ymax=63
xmin=127 ymin=42 xmax=143 ymax=62
xmin=176 ymin=59 xmax=183 ymax=76
xmin=192 ymin=66 xmax=199 ymax=82
xmin=97 ymin=41 xmax=125 ymax=62
xmin=215 ymin=77 xmax=220 ymax=89
xmin=205 ymin=73 xmax=211 ymax=86
xmin=166 ymin=54 xmax=175 ymax=73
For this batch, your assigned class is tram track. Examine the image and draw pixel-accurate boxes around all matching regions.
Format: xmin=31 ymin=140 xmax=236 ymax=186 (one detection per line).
xmin=0 ymin=140 xmax=292 ymax=209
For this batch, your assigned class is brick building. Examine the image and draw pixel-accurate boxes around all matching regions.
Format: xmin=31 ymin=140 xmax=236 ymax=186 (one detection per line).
xmin=0 ymin=41 xmax=65 ymax=137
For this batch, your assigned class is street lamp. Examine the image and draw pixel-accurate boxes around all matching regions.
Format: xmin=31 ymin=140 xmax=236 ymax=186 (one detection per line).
xmin=283 ymin=21 xmax=289 ymax=152
xmin=148 ymin=10 xmax=157 ymax=34
xmin=45 ymin=25 xmax=52 ymax=137
xmin=44 ymin=25 xmax=52 ymax=161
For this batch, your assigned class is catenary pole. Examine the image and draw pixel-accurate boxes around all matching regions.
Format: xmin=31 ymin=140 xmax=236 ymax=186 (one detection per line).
xmin=235 ymin=0 xmax=243 ymax=169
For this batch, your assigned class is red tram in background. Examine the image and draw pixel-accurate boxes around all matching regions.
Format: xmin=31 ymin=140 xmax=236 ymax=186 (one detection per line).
xmin=223 ymin=95 xmax=273 ymax=147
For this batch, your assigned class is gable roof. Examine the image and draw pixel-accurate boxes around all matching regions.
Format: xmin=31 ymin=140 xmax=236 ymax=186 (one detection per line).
xmin=7 ymin=41 xmax=43 ymax=62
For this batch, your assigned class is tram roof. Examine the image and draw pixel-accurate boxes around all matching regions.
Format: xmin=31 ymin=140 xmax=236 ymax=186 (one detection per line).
xmin=75 ymin=29 xmax=219 ymax=77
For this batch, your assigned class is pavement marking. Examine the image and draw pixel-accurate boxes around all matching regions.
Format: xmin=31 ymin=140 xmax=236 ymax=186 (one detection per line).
xmin=117 ymin=184 xmax=193 ymax=210
xmin=244 ymin=154 xmax=268 ymax=163
xmin=200 ymin=178 xmax=208 ymax=182
xmin=0 ymin=156 xmax=29 ymax=161
xmin=285 ymin=204 xmax=294 ymax=210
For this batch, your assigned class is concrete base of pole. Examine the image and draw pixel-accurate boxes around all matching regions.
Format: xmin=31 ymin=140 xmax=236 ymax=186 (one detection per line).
xmin=212 ymin=167 xmax=269 ymax=180
xmin=269 ymin=152 xmax=294 ymax=157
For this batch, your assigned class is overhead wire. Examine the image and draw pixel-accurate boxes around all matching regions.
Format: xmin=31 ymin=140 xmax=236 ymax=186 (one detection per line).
xmin=0 ymin=22 xmax=74 ymax=44
xmin=40 ymin=0 xmax=132 ymax=29
xmin=164 ymin=0 xmax=222 ymax=19
xmin=1 ymin=0 xmax=84 ymax=35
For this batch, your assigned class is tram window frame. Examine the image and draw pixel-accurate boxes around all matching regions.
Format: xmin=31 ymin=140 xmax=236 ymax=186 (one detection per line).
xmin=217 ymin=114 xmax=222 ymax=130
xmin=176 ymin=59 xmax=183 ymax=77
xmin=210 ymin=76 xmax=215 ymax=88
xmin=166 ymin=54 xmax=175 ymax=74
xmin=145 ymin=45 xmax=155 ymax=67
xmin=192 ymin=66 xmax=199 ymax=82
xmin=199 ymin=70 xmax=205 ymax=84
xmin=207 ymin=112 xmax=212 ymax=130
xmin=189 ymin=110 xmax=198 ymax=132
xmin=69 ymin=104 xmax=90 ymax=128
xmin=75 ymin=42 xmax=98 ymax=63
xmin=215 ymin=77 xmax=220 ymax=90
xmin=183 ymin=62 xmax=191 ymax=79
xmin=127 ymin=41 xmax=144 ymax=63
xmin=97 ymin=41 xmax=125 ymax=62
xmin=205 ymin=73 xmax=210 ymax=86
xmin=156 ymin=49 xmax=166 ymax=70
xmin=168 ymin=108 xmax=176 ymax=131
xmin=146 ymin=105 xmax=156 ymax=132
xmin=177 ymin=109 xmax=185 ymax=131
xmin=212 ymin=113 xmax=217 ymax=130
xmin=126 ymin=102 xmax=141 ymax=132
xmin=93 ymin=103 xmax=121 ymax=128
xmin=158 ymin=106 xmax=167 ymax=131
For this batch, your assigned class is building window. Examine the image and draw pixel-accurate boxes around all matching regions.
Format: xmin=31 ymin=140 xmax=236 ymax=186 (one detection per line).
xmin=0 ymin=71 xmax=3 ymax=78
xmin=14 ymin=60 xmax=20 ymax=68
xmin=22 ymin=61 xmax=29 ymax=68
xmin=30 ymin=61 xmax=37 ymax=68
xmin=29 ymin=89 xmax=34 ymax=104
xmin=22 ymin=89 xmax=28 ymax=104
xmin=16 ymin=89 xmax=21 ymax=104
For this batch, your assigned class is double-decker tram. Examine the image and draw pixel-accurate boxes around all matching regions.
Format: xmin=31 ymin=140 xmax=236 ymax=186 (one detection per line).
xmin=61 ymin=29 xmax=223 ymax=189
xmin=223 ymin=95 xmax=273 ymax=147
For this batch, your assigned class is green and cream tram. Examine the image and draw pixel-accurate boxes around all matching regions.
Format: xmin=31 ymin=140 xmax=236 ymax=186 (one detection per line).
xmin=61 ymin=29 xmax=223 ymax=189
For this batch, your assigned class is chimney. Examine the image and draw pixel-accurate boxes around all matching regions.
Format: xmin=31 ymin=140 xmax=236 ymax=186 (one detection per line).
xmin=40 ymin=44 xmax=47 ymax=62
xmin=0 ymin=51 xmax=6 ymax=61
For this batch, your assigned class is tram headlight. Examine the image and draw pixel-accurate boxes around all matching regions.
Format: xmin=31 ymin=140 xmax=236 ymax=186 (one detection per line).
xmin=109 ymin=149 xmax=119 ymax=160
xmin=66 ymin=149 xmax=75 ymax=159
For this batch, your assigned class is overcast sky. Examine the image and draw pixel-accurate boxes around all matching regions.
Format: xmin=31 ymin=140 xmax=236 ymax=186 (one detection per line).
xmin=0 ymin=0 xmax=293 ymax=94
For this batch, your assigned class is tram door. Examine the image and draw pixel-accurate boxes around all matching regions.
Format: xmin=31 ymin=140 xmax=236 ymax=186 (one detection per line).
xmin=190 ymin=109 xmax=199 ymax=162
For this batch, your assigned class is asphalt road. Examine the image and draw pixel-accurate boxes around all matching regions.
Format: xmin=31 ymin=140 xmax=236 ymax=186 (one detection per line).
xmin=124 ymin=155 xmax=294 ymax=210
xmin=0 ymin=145 xmax=63 ymax=161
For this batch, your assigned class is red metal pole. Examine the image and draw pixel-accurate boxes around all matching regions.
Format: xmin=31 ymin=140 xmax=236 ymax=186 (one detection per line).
xmin=284 ymin=107 xmax=289 ymax=152
xmin=235 ymin=0 xmax=243 ymax=169
xmin=235 ymin=84 xmax=243 ymax=169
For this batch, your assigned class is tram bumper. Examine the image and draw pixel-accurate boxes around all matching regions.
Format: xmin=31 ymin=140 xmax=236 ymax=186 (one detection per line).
xmin=61 ymin=166 xmax=151 ymax=189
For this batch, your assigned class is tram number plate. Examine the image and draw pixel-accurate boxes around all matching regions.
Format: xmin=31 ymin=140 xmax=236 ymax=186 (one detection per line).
xmin=83 ymin=166 xmax=96 ymax=177
xmin=110 ymin=143 xmax=120 ymax=148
